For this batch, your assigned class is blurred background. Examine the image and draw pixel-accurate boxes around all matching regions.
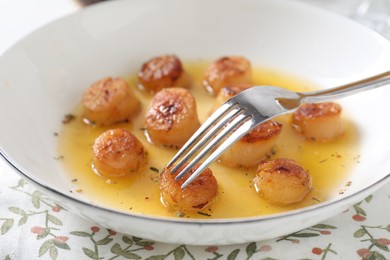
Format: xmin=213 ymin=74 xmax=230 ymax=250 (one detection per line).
xmin=76 ymin=0 xmax=390 ymax=38
xmin=1 ymin=0 xmax=390 ymax=55
xmin=299 ymin=0 xmax=390 ymax=37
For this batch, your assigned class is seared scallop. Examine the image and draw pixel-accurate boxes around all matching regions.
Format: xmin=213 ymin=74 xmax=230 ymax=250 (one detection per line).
xmin=292 ymin=102 xmax=344 ymax=142
xmin=137 ymin=54 xmax=190 ymax=93
xmin=210 ymin=84 xmax=253 ymax=114
xmin=203 ymin=56 xmax=252 ymax=95
xmin=218 ymin=120 xmax=283 ymax=168
xmin=92 ymin=128 xmax=146 ymax=178
xmin=254 ymin=158 xmax=312 ymax=205
xmin=83 ymin=77 xmax=140 ymax=125
xmin=145 ymin=88 xmax=200 ymax=148
xmin=160 ymin=164 xmax=218 ymax=211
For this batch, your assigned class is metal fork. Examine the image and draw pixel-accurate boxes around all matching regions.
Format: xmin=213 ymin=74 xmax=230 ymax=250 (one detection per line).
xmin=167 ymin=70 xmax=390 ymax=188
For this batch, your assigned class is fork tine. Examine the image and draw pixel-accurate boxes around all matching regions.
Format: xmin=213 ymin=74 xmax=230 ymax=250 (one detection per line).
xmin=169 ymin=105 xmax=243 ymax=174
xmin=166 ymin=102 xmax=232 ymax=169
xmin=174 ymin=112 xmax=251 ymax=181
xmin=181 ymin=119 xmax=254 ymax=188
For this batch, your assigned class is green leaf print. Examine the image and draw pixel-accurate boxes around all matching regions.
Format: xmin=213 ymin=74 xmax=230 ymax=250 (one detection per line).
xmin=246 ymin=242 xmax=257 ymax=258
xmin=31 ymin=190 xmax=43 ymax=209
xmin=353 ymin=228 xmax=366 ymax=238
xmin=83 ymin=247 xmax=99 ymax=260
xmin=1 ymin=219 xmax=14 ymax=235
xmin=48 ymin=214 xmax=62 ymax=226
xmin=39 ymin=239 xmax=54 ymax=257
xmin=173 ymin=247 xmax=185 ymax=260
xmin=70 ymin=231 xmax=91 ymax=237
xmin=122 ymin=236 xmax=134 ymax=245
xmin=311 ymin=224 xmax=337 ymax=230
xmin=227 ymin=249 xmax=240 ymax=260
xmin=96 ymin=237 xmax=113 ymax=246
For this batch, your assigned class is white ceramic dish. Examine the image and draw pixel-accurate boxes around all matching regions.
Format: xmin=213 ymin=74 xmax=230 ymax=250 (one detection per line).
xmin=1 ymin=0 xmax=390 ymax=245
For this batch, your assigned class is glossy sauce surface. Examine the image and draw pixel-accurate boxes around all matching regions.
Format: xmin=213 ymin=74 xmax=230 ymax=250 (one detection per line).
xmin=58 ymin=62 xmax=360 ymax=219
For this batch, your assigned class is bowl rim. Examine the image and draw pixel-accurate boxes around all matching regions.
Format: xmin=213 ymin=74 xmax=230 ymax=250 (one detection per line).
xmin=1 ymin=0 xmax=390 ymax=229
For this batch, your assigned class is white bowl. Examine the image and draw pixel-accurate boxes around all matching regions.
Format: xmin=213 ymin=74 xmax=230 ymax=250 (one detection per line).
xmin=1 ymin=0 xmax=390 ymax=245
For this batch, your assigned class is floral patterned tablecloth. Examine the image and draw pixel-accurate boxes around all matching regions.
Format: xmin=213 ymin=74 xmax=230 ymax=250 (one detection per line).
xmin=1 ymin=0 xmax=390 ymax=259
xmin=1 ymin=159 xmax=390 ymax=260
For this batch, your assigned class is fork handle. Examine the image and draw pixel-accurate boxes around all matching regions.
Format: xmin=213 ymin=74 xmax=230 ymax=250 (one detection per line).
xmin=301 ymin=70 xmax=390 ymax=103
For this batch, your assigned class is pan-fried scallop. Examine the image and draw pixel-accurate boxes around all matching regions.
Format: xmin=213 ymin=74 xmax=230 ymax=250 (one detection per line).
xmin=137 ymin=55 xmax=191 ymax=93
xmin=92 ymin=128 xmax=146 ymax=178
xmin=83 ymin=77 xmax=140 ymax=125
xmin=218 ymin=120 xmax=283 ymax=168
xmin=203 ymin=56 xmax=252 ymax=95
xmin=145 ymin=88 xmax=200 ymax=148
xmin=254 ymin=158 xmax=312 ymax=205
xmin=160 ymin=164 xmax=218 ymax=212
xmin=210 ymin=84 xmax=253 ymax=114
xmin=292 ymin=102 xmax=344 ymax=142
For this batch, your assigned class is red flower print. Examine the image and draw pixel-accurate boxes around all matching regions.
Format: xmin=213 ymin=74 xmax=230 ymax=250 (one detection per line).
xmin=54 ymin=236 xmax=69 ymax=243
xmin=144 ymin=245 xmax=154 ymax=251
xmin=52 ymin=205 xmax=62 ymax=212
xmin=31 ymin=226 xmax=45 ymax=235
xmin=91 ymin=226 xmax=100 ymax=233
xmin=352 ymin=215 xmax=366 ymax=222
xmin=357 ymin=248 xmax=372 ymax=258
xmin=376 ymin=238 xmax=390 ymax=246
xmin=259 ymin=245 xmax=272 ymax=252
xmin=312 ymin=247 xmax=323 ymax=255
xmin=108 ymin=229 xmax=117 ymax=236
xmin=320 ymin=230 xmax=331 ymax=235
xmin=205 ymin=246 xmax=218 ymax=253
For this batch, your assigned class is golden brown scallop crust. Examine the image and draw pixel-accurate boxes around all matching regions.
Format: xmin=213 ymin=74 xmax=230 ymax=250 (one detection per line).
xmin=254 ymin=158 xmax=312 ymax=205
xmin=210 ymin=84 xmax=253 ymax=114
xmin=83 ymin=77 xmax=140 ymax=125
xmin=92 ymin=128 xmax=146 ymax=178
xmin=219 ymin=83 xmax=253 ymax=97
xmin=145 ymin=88 xmax=200 ymax=147
xmin=137 ymin=55 xmax=190 ymax=93
xmin=160 ymin=164 xmax=218 ymax=211
xmin=293 ymin=102 xmax=342 ymax=120
xmin=241 ymin=120 xmax=283 ymax=143
xmin=203 ymin=56 xmax=252 ymax=95
xmin=218 ymin=120 xmax=283 ymax=168
xmin=292 ymin=102 xmax=344 ymax=142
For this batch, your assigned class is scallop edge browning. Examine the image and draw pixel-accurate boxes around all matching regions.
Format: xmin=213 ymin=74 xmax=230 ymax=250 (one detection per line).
xmin=137 ymin=54 xmax=191 ymax=93
xmin=82 ymin=77 xmax=141 ymax=126
xmin=144 ymin=87 xmax=200 ymax=148
xmin=254 ymin=158 xmax=312 ymax=205
xmin=203 ymin=56 xmax=252 ymax=95
xmin=218 ymin=120 xmax=283 ymax=168
xmin=292 ymin=102 xmax=345 ymax=142
xmin=92 ymin=128 xmax=146 ymax=178
xmin=160 ymin=164 xmax=218 ymax=212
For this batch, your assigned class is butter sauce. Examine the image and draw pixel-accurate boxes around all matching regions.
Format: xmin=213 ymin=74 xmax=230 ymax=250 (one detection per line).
xmin=58 ymin=62 xmax=360 ymax=219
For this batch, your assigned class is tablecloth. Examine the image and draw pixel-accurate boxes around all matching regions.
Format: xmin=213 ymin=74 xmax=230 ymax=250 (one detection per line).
xmin=1 ymin=0 xmax=390 ymax=259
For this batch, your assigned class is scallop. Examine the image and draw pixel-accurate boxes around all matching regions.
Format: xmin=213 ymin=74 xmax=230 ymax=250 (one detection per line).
xmin=210 ymin=84 xmax=253 ymax=114
xmin=218 ymin=120 xmax=283 ymax=167
xmin=292 ymin=102 xmax=344 ymax=142
xmin=160 ymin=164 xmax=218 ymax=211
xmin=138 ymin=54 xmax=190 ymax=93
xmin=203 ymin=56 xmax=252 ymax=95
xmin=145 ymin=88 xmax=200 ymax=148
xmin=83 ymin=77 xmax=140 ymax=125
xmin=92 ymin=128 xmax=146 ymax=178
xmin=254 ymin=158 xmax=312 ymax=205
